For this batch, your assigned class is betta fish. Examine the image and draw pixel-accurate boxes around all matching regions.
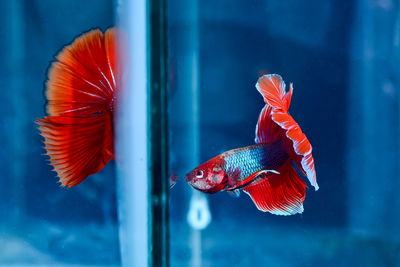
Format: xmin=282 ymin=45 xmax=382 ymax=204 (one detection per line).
xmin=185 ymin=74 xmax=318 ymax=215
xmin=36 ymin=28 xmax=117 ymax=187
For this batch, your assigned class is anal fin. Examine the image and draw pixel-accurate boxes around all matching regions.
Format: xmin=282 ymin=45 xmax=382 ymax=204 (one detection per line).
xmin=243 ymin=160 xmax=306 ymax=215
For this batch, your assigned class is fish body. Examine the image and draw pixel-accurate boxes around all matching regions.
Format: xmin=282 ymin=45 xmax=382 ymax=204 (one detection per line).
xmin=186 ymin=140 xmax=289 ymax=193
xmin=185 ymin=74 xmax=318 ymax=215
xmin=222 ymin=141 xmax=289 ymax=184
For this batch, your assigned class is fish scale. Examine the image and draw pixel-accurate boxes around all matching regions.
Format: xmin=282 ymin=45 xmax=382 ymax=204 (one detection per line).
xmin=223 ymin=140 xmax=289 ymax=182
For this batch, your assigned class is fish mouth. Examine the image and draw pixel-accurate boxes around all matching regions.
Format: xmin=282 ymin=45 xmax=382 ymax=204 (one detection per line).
xmin=184 ymin=174 xmax=197 ymax=186
xmin=184 ymin=174 xmax=202 ymax=190
xmin=184 ymin=174 xmax=191 ymax=183
xmin=184 ymin=175 xmax=215 ymax=193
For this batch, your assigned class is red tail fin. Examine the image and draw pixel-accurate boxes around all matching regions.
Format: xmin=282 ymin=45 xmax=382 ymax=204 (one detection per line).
xmin=243 ymin=160 xmax=306 ymax=215
xmin=255 ymin=74 xmax=318 ymax=190
xmin=37 ymin=28 xmax=117 ymax=187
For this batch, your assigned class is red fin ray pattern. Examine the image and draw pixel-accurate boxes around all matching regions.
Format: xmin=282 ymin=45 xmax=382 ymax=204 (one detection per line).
xmin=256 ymin=74 xmax=287 ymax=111
xmin=37 ymin=28 xmax=116 ymax=187
xmin=243 ymin=160 xmax=306 ymax=215
xmin=254 ymin=105 xmax=282 ymax=144
xmin=255 ymin=74 xmax=318 ymax=190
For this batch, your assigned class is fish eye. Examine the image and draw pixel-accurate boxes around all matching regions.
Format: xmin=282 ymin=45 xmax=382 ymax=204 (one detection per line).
xmin=195 ymin=170 xmax=204 ymax=178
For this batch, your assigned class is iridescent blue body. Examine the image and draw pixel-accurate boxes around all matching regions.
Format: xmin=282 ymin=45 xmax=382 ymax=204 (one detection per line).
xmin=222 ymin=139 xmax=289 ymax=188
xmin=184 ymin=74 xmax=317 ymax=215
xmin=184 ymin=139 xmax=289 ymax=193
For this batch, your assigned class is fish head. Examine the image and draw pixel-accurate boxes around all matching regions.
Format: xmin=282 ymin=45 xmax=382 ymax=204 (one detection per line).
xmin=184 ymin=157 xmax=227 ymax=193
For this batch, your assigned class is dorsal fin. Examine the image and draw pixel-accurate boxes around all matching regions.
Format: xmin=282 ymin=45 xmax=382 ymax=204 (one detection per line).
xmin=255 ymin=74 xmax=318 ymax=190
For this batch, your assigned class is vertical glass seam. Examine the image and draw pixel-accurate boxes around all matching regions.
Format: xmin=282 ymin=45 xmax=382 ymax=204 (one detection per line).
xmin=148 ymin=0 xmax=169 ymax=265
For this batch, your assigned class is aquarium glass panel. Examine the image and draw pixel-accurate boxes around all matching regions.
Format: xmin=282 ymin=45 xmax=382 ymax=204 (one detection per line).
xmin=0 ymin=1 xmax=120 ymax=265
xmin=168 ymin=0 xmax=400 ymax=266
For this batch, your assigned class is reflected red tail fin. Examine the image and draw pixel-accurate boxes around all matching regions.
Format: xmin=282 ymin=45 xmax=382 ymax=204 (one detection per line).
xmin=36 ymin=28 xmax=117 ymax=187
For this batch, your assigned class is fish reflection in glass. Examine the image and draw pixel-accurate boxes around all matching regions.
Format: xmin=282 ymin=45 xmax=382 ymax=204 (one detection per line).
xmin=36 ymin=28 xmax=118 ymax=187
xmin=184 ymin=75 xmax=318 ymax=215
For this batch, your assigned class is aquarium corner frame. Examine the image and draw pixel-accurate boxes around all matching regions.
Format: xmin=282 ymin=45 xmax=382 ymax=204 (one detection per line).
xmin=116 ymin=0 xmax=169 ymax=265
xmin=148 ymin=0 xmax=170 ymax=265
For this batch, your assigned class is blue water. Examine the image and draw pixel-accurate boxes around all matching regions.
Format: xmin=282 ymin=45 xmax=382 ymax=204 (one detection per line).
xmin=1 ymin=0 xmax=400 ymax=266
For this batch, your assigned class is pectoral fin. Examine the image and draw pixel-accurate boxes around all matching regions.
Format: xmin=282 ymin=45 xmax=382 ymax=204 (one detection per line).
xmin=225 ymin=169 xmax=280 ymax=192
xmin=227 ymin=189 xmax=241 ymax=198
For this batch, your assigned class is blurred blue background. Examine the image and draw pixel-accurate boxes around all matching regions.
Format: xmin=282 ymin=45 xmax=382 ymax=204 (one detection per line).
xmin=1 ymin=0 xmax=400 ymax=266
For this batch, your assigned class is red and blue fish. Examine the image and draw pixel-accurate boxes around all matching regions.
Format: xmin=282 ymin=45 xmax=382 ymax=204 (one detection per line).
xmin=184 ymin=75 xmax=318 ymax=215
